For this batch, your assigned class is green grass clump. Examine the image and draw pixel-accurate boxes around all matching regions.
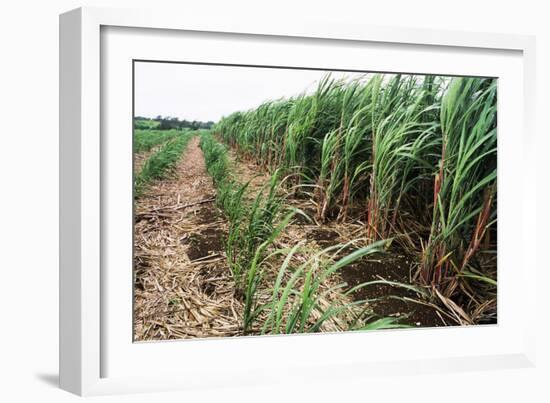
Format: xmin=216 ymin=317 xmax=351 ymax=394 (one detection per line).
xmin=251 ymin=239 xmax=406 ymax=335
xmin=200 ymin=132 xmax=230 ymax=185
xmin=134 ymin=132 xmax=193 ymax=197
xmin=134 ymin=129 xmax=183 ymax=153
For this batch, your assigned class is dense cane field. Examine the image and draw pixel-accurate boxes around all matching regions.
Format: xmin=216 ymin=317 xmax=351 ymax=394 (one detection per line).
xmin=133 ymin=73 xmax=497 ymax=340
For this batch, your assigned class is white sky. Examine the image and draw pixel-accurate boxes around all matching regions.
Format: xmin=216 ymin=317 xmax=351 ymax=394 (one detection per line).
xmin=134 ymin=62 xmax=369 ymax=122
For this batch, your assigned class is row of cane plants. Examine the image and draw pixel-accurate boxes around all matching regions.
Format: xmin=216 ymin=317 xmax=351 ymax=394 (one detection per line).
xmin=134 ymin=131 xmax=194 ymax=197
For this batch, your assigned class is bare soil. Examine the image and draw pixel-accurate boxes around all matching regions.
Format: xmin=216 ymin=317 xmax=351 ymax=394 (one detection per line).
xmin=339 ymin=253 xmax=447 ymax=327
xmin=185 ymin=226 xmax=225 ymax=261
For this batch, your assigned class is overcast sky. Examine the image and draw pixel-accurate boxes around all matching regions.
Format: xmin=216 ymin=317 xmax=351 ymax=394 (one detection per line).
xmin=134 ymin=62 xmax=369 ymax=123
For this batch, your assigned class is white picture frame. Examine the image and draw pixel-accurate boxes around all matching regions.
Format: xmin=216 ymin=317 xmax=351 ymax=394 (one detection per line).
xmin=59 ymin=6 xmax=537 ymax=396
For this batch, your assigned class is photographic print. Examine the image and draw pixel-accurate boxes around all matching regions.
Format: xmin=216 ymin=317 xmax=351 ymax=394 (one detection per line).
xmin=133 ymin=61 xmax=497 ymax=341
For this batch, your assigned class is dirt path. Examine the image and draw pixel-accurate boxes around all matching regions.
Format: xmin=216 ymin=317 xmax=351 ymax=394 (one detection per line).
xmin=134 ymin=136 xmax=243 ymax=340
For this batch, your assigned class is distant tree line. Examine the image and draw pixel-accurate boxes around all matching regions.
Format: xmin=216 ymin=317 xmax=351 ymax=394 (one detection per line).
xmin=134 ymin=116 xmax=215 ymax=130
